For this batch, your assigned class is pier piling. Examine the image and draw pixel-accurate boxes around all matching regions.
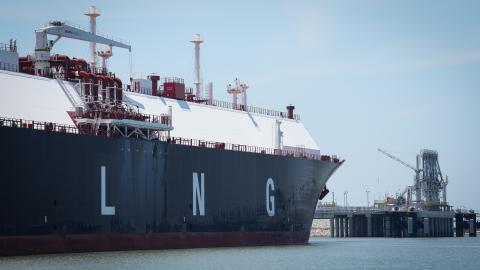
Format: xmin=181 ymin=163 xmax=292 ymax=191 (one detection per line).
xmin=315 ymin=206 xmax=475 ymax=238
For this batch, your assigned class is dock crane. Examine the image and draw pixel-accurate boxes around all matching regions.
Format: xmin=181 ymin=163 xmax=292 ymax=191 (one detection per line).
xmin=34 ymin=21 xmax=131 ymax=76
xmin=377 ymin=149 xmax=422 ymax=207
xmin=378 ymin=149 xmax=449 ymax=210
xmin=378 ymin=149 xmax=419 ymax=173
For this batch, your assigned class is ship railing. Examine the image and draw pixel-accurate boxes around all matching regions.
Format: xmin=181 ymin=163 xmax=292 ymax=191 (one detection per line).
xmin=61 ymin=21 xmax=131 ymax=46
xmin=0 ymin=42 xmax=16 ymax=53
xmin=207 ymin=99 xmax=300 ymax=120
xmin=79 ymin=109 xmax=172 ymax=127
xmin=161 ymin=136 xmax=343 ymax=163
xmin=0 ymin=117 xmax=78 ymax=134
xmin=0 ymin=116 xmax=343 ymax=163
xmin=124 ymin=84 xmax=152 ymax=95
xmin=163 ymin=77 xmax=184 ymax=84
xmin=123 ymin=86 xmax=300 ymax=120
xmin=143 ymin=113 xmax=171 ymax=126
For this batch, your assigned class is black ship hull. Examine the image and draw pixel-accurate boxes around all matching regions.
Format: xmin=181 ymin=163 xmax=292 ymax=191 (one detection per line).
xmin=0 ymin=126 xmax=340 ymax=256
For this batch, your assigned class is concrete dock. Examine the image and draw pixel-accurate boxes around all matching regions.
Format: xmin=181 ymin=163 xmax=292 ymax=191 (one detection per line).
xmin=315 ymin=206 xmax=477 ymax=237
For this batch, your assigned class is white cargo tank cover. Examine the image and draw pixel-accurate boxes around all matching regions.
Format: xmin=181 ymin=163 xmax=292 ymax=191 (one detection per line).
xmin=123 ymin=91 xmax=320 ymax=152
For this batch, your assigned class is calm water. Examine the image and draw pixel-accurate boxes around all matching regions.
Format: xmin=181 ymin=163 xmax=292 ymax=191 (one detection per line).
xmin=1 ymin=237 xmax=479 ymax=270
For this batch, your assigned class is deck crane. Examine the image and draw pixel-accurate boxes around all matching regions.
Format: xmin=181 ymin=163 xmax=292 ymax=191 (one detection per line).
xmin=377 ymin=149 xmax=422 ymax=207
xmin=34 ymin=21 xmax=131 ymax=76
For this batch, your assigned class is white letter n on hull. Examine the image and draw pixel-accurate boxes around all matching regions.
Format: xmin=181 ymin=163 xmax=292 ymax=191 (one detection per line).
xmin=192 ymin=172 xmax=205 ymax=216
xmin=101 ymin=166 xmax=115 ymax=216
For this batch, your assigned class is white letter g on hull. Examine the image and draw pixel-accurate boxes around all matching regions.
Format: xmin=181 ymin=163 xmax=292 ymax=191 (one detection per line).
xmin=266 ymin=178 xmax=275 ymax=216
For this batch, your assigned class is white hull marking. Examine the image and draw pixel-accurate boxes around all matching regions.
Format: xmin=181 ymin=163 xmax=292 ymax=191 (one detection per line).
xmin=101 ymin=166 xmax=115 ymax=216
xmin=193 ymin=172 xmax=205 ymax=216
xmin=266 ymin=178 xmax=275 ymax=216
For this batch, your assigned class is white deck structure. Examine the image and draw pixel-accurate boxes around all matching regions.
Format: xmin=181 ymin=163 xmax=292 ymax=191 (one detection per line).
xmin=0 ymin=71 xmax=74 ymax=124
xmin=0 ymin=70 xmax=320 ymax=153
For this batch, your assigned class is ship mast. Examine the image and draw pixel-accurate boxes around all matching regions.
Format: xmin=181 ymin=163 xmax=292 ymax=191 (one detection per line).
xmin=227 ymin=78 xmax=249 ymax=110
xmin=84 ymin=6 xmax=101 ymax=70
xmin=190 ymin=34 xmax=203 ymax=98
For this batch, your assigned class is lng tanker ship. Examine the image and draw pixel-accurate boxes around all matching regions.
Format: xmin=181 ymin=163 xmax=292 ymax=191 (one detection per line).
xmin=0 ymin=6 xmax=343 ymax=256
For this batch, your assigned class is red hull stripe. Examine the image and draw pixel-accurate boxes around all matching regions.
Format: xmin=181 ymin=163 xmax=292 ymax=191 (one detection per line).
xmin=0 ymin=232 xmax=310 ymax=256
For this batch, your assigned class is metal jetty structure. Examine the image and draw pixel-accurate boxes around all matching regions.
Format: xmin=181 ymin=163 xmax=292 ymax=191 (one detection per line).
xmin=315 ymin=205 xmax=476 ymax=238
xmin=315 ymin=149 xmax=477 ymax=238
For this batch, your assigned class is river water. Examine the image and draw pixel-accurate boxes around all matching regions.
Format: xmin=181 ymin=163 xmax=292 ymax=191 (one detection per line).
xmin=1 ymin=237 xmax=479 ymax=270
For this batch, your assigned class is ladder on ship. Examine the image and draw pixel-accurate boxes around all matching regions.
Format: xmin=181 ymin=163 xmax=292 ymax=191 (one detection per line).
xmin=56 ymin=78 xmax=84 ymax=108
xmin=93 ymin=111 xmax=102 ymax=135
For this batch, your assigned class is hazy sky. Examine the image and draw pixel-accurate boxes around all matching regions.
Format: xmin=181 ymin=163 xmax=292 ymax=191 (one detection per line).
xmin=1 ymin=0 xmax=479 ymax=211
